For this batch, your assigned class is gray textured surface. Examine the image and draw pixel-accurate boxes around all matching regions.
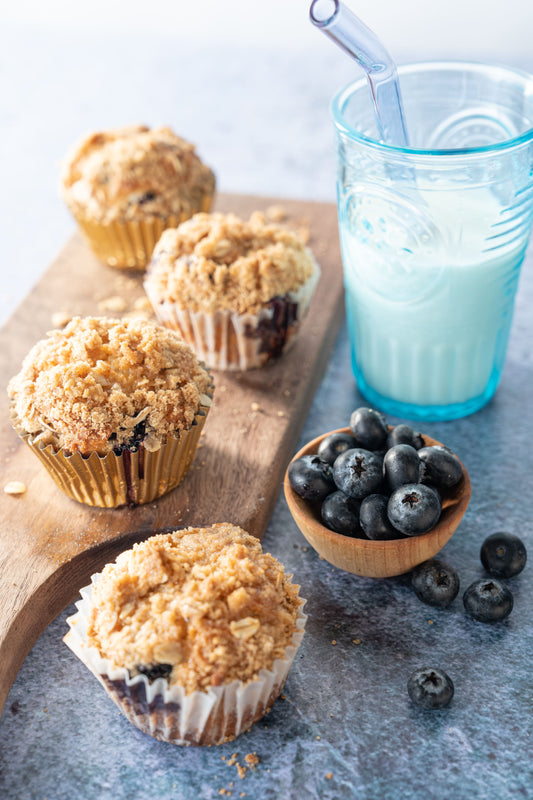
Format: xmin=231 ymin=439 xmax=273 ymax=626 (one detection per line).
xmin=1 ymin=18 xmax=532 ymax=800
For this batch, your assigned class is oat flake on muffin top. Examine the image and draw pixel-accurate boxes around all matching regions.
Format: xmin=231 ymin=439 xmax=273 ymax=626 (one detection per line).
xmin=60 ymin=125 xmax=215 ymax=224
xmin=8 ymin=316 xmax=212 ymax=455
xmin=86 ymin=523 xmax=302 ymax=694
xmin=146 ymin=211 xmax=317 ymax=315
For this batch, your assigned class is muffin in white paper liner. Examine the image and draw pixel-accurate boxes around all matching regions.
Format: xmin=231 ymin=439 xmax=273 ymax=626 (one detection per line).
xmin=144 ymin=252 xmax=321 ymax=371
xmin=64 ymin=577 xmax=307 ymax=746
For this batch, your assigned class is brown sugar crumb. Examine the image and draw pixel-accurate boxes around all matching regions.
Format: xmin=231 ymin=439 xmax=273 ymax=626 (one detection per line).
xmin=326 ymin=773 xmax=333 ymax=780
xmin=145 ymin=211 xmax=319 ymax=315
xmin=244 ymin=753 xmax=259 ymax=769
xmin=60 ymin=125 xmax=215 ymax=224
xmin=8 ymin=316 xmax=212 ymax=455
xmin=85 ymin=523 xmax=303 ymax=694
xmin=4 ymin=481 xmax=27 ymax=495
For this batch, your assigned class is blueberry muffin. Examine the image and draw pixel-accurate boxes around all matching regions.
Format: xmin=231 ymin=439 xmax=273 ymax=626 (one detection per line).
xmin=8 ymin=316 xmax=213 ymax=506
xmin=144 ymin=211 xmax=321 ymax=369
xmin=64 ymin=523 xmax=306 ymax=745
xmin=60 ymin=125 xmax=215 ymax=270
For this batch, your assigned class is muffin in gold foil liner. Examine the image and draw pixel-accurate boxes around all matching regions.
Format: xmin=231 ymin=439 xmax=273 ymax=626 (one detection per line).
xmin=10 ymin=396 xmax=211 ymax=508
xmin=75 ymin=194 xmax=213 ymax=271
xmin=64 ymin=576 xmax=307 ymax=746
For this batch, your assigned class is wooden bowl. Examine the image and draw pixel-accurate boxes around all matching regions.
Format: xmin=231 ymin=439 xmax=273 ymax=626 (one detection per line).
xmin=283 ymin=427 xmax=471 ymax=578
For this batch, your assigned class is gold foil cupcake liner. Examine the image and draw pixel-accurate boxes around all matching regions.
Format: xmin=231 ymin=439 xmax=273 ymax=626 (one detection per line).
xmin=10 ymin=394 xmax=212 ymax=508
xmin=74 ymin=193 xmax=213 ymax=271
xmin=64 ymin=578 xmax=306 ymax=746
xmin=145 ymin=252 xmax=321 ymax=370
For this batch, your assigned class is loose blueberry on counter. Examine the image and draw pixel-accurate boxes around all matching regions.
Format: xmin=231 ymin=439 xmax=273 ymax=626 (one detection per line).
xmin=333 ymin=448 xmax=383 ymax=500
xmin=383 ymin=444 xmax=421 ymax=492
xmin=387 ymin=483 xmax=442 ymax=536
xmin=360 ymin=494 xmax=403 ymax=540
xmin=386 ymin=423 xmax=424 ymax=450
xmin=418 ymin=445 xmax=463 ymax=490
xmin=321 ymin=491 xmax=363 ymax=537
xmin=349 ymin=407 xmax=388 ymax=451
xmin=480 ymin=532 xmax=527 ymax=578
xmin=407 ymin=667 xmax=454 ymax=709
xmin=411 ymin=559 xmax=460 ymax=607
xmin=288 ymin=455 xmax=335 ymax=502
xmin=463 ymin=578 xmax=514 ymax=622
xmin=136 ymin=663 xmax=173 ymax=682
xmin=317 ymin=431 xmax=357 ymax=465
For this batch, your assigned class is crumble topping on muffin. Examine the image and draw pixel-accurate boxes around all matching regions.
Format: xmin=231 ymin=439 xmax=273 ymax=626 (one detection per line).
xmin=60 ymin=125 xmax=215 ymax=224
xmin=146 ymin=211 xmax=317 ymax=315
xmin=85 ymin=523 xmax=302 ymax=694
xmin=8 ymin=316 xmax=212 ymax=455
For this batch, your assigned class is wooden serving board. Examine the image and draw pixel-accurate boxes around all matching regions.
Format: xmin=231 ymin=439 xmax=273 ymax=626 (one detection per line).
xmin=0 ymin=193 xmax=344 ymax=716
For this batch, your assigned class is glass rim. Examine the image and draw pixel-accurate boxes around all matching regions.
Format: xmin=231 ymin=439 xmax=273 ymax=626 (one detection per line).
xmin=331 ymin=60 xmax=533 ymax=156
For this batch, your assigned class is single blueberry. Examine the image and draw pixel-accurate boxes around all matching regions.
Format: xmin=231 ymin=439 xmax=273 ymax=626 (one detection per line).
xmin=386 ymin=424 xmax=424 ymax=450
xmin=138 ymin=191 xmax=157 ymax=204
xmin=411 ymin=559 xmax=460 ymax=607
xmin=418 ymin=445 xmax=463 ymax=489
xmin=360 ymin=494 xmax=403 ymax=540
xmin=480 ymin=532 xmax=527 ymax=578
xmin=407 ymin=667 xmax=454 ymax=709
xmin=383 ymin=444 xmax=421 ymax=492
xmin=136 ymin=663 xmax=173 ymax=682
xmin=317 ymin=431 xmax=357 ymax=466
xmin=349 ymin=407 xmax=388 ymax=451
xmin=288 ymin=455 xmax=335 ymax=502
xmin=321 ymin=491 xmax=363 ymax=537
xmin=463 ymin=579 xmax=513 ymax=622
xmin=333 ymin=448 xmax=383 ymax=500
xmin=387 ymin=483 xmax=442 ymax=536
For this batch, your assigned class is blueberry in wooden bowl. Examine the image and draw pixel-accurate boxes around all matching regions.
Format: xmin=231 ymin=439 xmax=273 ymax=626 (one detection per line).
xmin=283 ymin=424 xmax=471 ymax=579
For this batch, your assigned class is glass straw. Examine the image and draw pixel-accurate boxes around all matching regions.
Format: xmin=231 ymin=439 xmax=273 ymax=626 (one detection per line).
xmin=309 ymin=0 xmax=410 ymax=147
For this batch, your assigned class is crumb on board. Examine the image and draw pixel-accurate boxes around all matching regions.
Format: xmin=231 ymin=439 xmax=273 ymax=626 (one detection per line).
xmin=97 ymin=295 xmax=128 ymax=313
xmin=4 ymin=481 xmax=27 ymax=495
xmin=51 ymin=311 xmax=73 ymax=328
xmin=133 ymin=296 xmax=153 ymax=311
xmin=250 ymin=401 xmax=260 ymax=412
xmin=265 ymin=204 xmax=287 ymax=222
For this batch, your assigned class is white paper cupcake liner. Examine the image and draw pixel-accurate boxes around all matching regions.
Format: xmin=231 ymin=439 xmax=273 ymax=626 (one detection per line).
xmin=144 ymin=251 xmax=321 ymax=370
xmin=64 ymin=575 xmax=306 ymax=746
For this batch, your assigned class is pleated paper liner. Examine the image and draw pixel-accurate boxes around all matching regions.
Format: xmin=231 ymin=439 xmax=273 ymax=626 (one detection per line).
xmin=64 ymin=579 xmax=307 ymax=746
xmin=74 ymin=193 xmax=213 ymax=270
xmin=10 ymin=395 xmax=212 ymax=508
xmin=144 ymin=254 xmax=321 ymax=370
